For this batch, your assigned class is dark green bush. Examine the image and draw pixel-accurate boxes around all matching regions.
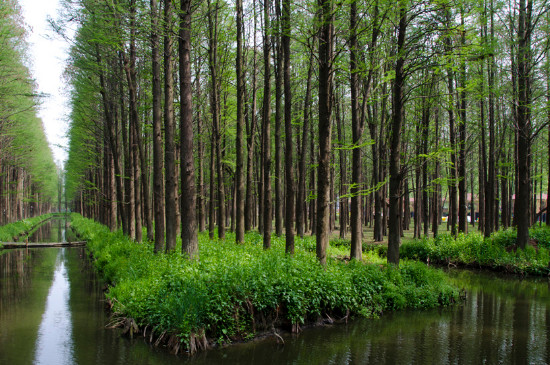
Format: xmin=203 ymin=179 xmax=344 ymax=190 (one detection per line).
xmin=530 ymin=226 xmax=550 ymax=249
xmin=400 ymin=228 xmax=550 ymax=275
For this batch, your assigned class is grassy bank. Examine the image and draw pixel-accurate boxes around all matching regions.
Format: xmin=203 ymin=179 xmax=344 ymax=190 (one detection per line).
xmin=71 ymin=214 xmax=460 ymax=354
xmin=0 ymin=213 xmax=54 ymax=244
xmin=400 ymin=226 xmax=550 ymax=275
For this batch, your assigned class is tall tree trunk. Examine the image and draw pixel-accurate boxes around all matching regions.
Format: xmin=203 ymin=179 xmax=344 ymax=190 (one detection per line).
xmin=209 ymin=139 xmax=216 ymax=239
xmin=208 ymin=0 xmax=225 ymax=240
xmin=516 ymin=0 xmax=532 ymax=248
xmin=478 ymin=59 xmax=487 ymax=233
xmin=336 ymin=90 xmax=347 ymax=240
xmin=296 ymin=52 xmax=314 ymax=238
xmin=262 ymin=0 xmax=272 ymax=249
xmin=350 ymin=0 xmax=362 ymax=259
xmin=235 ymin=0 xmax=245 ymax=243
xmin=458 ymin=10 xmax=467 ymax=234
xmin=485 ymin=2 xmax=496 ymax=237
xmin=282 ymin=0 xmax=294 ymax=254
xmin=97 ymin=49 xmax=126 ymax=239
xmin=151 ymin=0 xmax=165 ymax=252
xmin=422 ymin=79 xmax=432 ymax=236
xmin=195 ymin=62 xmax=206 ymax=233
xmin=126 ymin=0 xmax=142 ymax=242
xmin=316 ymin=0 xmax=334 ymax=265
xmin=274 ymin=0 xmax=284 ymax=237
xmin=245 ymin=1 xmax=258 ymax=232
xmin=179 ymin=0 xmax=198 ymax=258
xmin=445 ymin=9 xmax=458 ymax=237
xmin=164 ymin=0 xmax=177 ymax=252
xmin=119 ymin=55 xmax=133 ymax=238
xmin=388 ymin=1 xmax=407 ymax=265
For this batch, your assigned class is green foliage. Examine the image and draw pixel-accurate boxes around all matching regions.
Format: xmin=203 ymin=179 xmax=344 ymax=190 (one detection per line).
xmin=401 ymin=227 xmax=550 ymax=276
xmin=0 ymin=0 xmax=59 ymax=204
xmin=0 ymin=214 xmax=53 ymax=242
xmin=71 ymin=214 xmax=459 ymax=349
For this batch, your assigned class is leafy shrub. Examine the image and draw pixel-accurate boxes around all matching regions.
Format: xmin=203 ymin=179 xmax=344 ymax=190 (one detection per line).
xmin=400 ymin=228 xmax=550 ymax=275
xmin=71 ymin=213 xmax=459 ymax=350
xmin=364 ymin=244 xmax=388 ymax=258
xmin=530 ymin=226 xmax=550 ymax=249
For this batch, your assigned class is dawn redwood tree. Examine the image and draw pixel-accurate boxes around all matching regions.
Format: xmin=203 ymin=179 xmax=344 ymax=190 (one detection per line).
xmin=444 ymin=7 xmax=458 ymax=237
xmin=349 ymin=0 xmax=362 ymax=260
xmin=164 ymin=0 xmax=178 ymax=253
xmin=179 ymin=0 xmax=198 ymax=258
xmin=235 ymin=0 xmax=245 ymax=244
xmin=316 ymin=0 xmax=334 ymax=265
xmin=207 ymin=0 xmax=226 ymax=240
xmin=296 ymin=52 xmax=314 ymax=238
xmin=515 ymin=0 xmax=533 ymax=249
xmin=283 ymin=0 xmax=295 ymax=254
xmin=244 ymin=2 xmax=258 ymax=233
xmin=387 ymin=0 xmax=407 ymax=265
xmin=262 ymin=0 xmax=273 ymax=249
xmin=485 ymin=1 xmax=496 ymax=238
xmin=151 ymin=0 xmax=165 ymax=253
xmin=274 ymin=0 xmax=284 ymax=237
xmin=458 ymin=9 xmax=467 ymax=234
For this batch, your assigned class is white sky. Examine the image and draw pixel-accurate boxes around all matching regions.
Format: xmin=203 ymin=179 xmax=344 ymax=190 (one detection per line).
xmin=19 ymin=0 xmax=72 ymax=167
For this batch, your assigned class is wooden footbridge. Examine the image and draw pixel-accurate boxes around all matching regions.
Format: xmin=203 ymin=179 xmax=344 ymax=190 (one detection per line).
xmin=1 ymin=241 xmax=86 ymax=249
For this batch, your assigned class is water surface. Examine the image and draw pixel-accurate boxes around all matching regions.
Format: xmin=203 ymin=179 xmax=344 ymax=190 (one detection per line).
xmin=1 ymin=240 xmax=550 ymax=364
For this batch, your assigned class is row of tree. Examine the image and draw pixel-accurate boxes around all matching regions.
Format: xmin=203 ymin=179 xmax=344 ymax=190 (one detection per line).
xmin=63 ymin=0 xmax=548 ymax=265
xmin=0 ymin=1 xmax=58 ymax=224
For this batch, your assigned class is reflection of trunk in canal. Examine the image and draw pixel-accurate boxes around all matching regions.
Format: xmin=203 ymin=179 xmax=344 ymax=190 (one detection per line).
xmin=0 ymin=249 xmax=58 ymax=365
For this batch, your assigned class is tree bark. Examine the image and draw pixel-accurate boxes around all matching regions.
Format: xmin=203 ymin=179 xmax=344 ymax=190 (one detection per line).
xmin=282 ymin=0 xmax=294 ymax=254
xmin=445 ymin=8 xmax=458 ymax=237
xmin=179 ymin=0 xmax=198 ymax=258
xmin=274 ymin=0 xmax=284 ymax=237
xmin=164 ymin=0 xmax=177 ymax=252
xmin=516 ymin=0 xmax=532 ymax=249
xmin=296 ymin=52 xmax=314 ymax=238
xmin=151 ymin=0 xmax=165 ymax=253
xmin=235 ymin=0 xmax=245 ymax=243
xmin=458 ymin=10 xmax=467 ymax=234
xmin=207 ymin=0 xmax=225 ymax=240
xmin=316 ymin=0 xmax=334 ymax=265
xmin=387 ymin=1 xmax=407 ymax=266
xmin=245 ymin=1 xmax=258 ymax=232
xmin=350 ymin=0 xmax=362 ymax=259
xmin=262 ymin=0 xmax=272 ymax=249
xmin=485 ymin=2 xmax=496 ymax=237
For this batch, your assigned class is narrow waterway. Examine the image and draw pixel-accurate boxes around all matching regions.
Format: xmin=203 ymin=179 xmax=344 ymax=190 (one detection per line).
xmin=1 ymin=222 xmax=550 ymax=364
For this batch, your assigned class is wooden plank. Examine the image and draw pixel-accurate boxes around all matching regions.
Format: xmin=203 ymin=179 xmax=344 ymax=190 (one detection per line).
xmin=1 ymin=241 xmax=86 ymax=249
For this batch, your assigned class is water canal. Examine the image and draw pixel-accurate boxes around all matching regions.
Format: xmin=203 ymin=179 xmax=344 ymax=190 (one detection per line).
xmin=1 ymin=219 xmax=550 ymax=364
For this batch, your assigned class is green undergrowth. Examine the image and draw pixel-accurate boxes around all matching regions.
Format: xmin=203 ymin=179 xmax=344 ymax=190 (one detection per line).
xmin=401 ymin=226 xmax=550 ymax=275
xmin=70 ymin=213 xmax=459 ymax=352
xmin=0 ymin=213 xmax=53 ymax=243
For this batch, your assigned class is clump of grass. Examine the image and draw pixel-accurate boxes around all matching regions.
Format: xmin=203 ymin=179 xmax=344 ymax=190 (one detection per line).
xmin=400 ymin=227 xmax=550 ymax=275
xmin=0 ymin=213 xmax=53 ymax=243
xmin=71 ymin=213 xmax=459 ymax=353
